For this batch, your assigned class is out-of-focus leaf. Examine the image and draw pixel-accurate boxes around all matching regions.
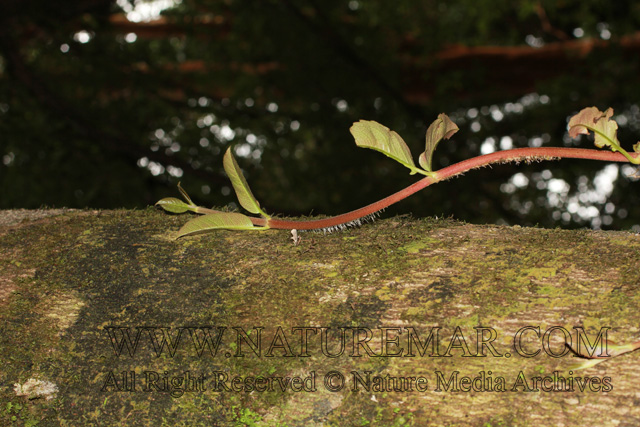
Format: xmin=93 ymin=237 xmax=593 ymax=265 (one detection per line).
xmin=155 ymin=197 xmax=193 ymax=213
xmin=419 ymin=113 xmax=459 ymax=172
xmin=566 ymin=339 xmax=640 ymax=371
xmin=350 ymin=120 xmax=418 ymax=173
xmin=568 ymin=358 xmax=608 ymax=371
xmin=178 ymin=212 xmax=256 ymax=237
xmin=223 ymin=148 xmax=269 ymax=218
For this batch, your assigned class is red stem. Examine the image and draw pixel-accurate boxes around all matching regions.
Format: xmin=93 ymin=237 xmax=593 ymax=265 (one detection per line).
xmin=246 ymin=147 xmax=637 ymax=230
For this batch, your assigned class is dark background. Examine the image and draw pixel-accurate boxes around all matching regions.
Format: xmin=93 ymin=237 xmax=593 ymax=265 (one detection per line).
xmin=2 ymin=0 xmax=640 ymax=230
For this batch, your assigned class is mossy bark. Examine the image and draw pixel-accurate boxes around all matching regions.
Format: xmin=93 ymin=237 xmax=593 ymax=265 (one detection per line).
xmin=1 ymin=209 xmax=640 ymax=426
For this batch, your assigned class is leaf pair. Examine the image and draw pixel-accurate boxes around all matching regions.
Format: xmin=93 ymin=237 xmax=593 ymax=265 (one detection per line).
xmin=156 ymin=148 xmax=269 ymax=237
xmin=349 ymin=113 xmax=458 ymax=175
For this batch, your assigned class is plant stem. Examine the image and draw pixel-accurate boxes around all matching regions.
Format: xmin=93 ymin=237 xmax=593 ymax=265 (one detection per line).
xmin=198 ymin=147 xmax=639 ymax=230
xmin=587 ymin=126 xmax=639 ymax=164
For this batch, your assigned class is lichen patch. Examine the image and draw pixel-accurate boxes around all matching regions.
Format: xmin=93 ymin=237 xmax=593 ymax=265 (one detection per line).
xmin=42 ymin=291 xmax=86 ymax=333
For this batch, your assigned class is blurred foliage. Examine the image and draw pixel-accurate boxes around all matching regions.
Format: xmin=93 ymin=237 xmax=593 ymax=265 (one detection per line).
xmin=2 ymin=0 xmax=640 ymax=229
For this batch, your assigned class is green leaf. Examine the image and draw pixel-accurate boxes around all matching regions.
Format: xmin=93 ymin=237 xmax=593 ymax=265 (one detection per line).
xmin=350 ymin=120 xmax=418 ymax=174
xmin=419 ymin=113 xmax=459 ymax=172
xmin=155 ymin=197 xmax=193 ymax=213
xmin=156 ymin=183 xmax=201 ymax=213
xmin=223 ymin=148 xmax=270 ymax=218
xmin=178 ymin=212 xmax=257 ymax=237
xmin=568 ymin=107 xmax=620 ymax=150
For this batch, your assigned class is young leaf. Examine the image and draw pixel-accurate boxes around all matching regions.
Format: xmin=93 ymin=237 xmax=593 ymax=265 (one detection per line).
xmin=223 ymin=148 xmax=270 ymax=218
xmin=350 ymin=120 xmax=418 ymax=174
xmin=155 ymin=197 xmax=193 ymax=214
xmin=419 ymin=113 xmax=459 ymax=172
xmin=568 ymin=107 xmax=620 ymax=150
xmin=177 ymin=181 xmax=194 ymax=205
xmin=178 ymin=212 xmax=258 ymax=237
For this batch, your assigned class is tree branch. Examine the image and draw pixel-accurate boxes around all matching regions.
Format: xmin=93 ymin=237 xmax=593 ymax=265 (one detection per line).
xmin=104 ymin=12 xmax=640 ymax=104
xmin=0 ymin=31 xmax=227 ymax=187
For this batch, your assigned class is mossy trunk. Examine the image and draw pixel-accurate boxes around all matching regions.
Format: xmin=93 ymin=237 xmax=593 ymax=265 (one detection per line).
xmin=1 ymin=209 xmax=640 ymax=426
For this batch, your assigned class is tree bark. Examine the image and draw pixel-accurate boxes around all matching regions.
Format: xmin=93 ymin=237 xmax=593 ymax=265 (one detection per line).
xmin=1 ymin=209 xmax=639 ymax=426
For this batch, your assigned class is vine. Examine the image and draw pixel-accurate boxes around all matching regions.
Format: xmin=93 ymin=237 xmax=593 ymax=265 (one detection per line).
xmin=157 ymin=107 xmax=640 ymax=238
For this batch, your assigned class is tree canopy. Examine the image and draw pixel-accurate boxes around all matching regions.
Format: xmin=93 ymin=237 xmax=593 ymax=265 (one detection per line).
xmin=2 ymin=0 xmax=640 ymax=229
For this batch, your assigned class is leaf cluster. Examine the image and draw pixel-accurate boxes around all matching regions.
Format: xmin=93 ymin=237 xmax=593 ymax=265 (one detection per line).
xmin=350 ymin=113 xmax=458 ymax=175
